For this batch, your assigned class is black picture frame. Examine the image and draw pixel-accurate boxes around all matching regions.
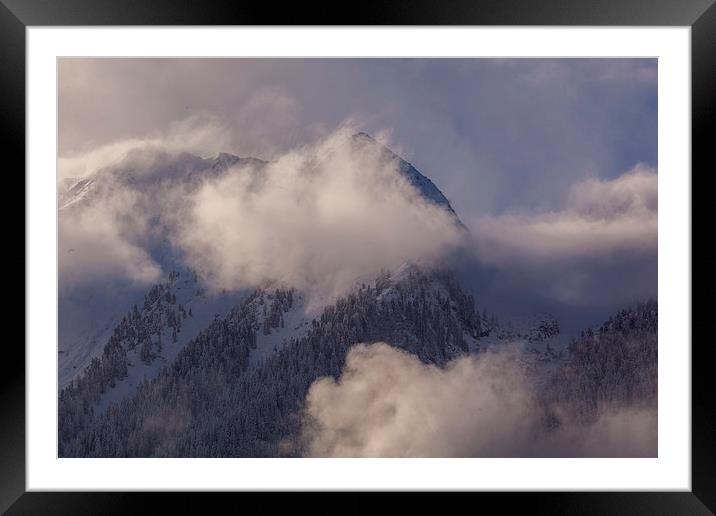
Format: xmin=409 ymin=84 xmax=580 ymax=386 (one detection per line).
xmin=3 ymin=0 xmax=710 ymax=513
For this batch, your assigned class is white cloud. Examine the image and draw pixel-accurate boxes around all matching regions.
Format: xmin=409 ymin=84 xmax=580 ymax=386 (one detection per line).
xmin=58 ymin=114 xmax=236 ymax=182
xmin=472 ymin=164 xmax=657 ymax=265
xmin=59 ymin=188 xmax=162 ymax=290
xmin=300 ymin=342 xmax=657 ymax=457
xmin=302 ymin=343 xmax=535 ymax=457
xmin=174 ymin=128 xmax=464 ymax=299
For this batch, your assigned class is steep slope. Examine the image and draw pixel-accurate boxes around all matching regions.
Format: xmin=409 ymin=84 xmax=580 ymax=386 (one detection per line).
xmin=58 ymin=135 xmax=464 ymax=387
xmin=351 ymin=132 xmax=461 ymax=221
xmin=60 ymin=279 xmax=657 ymax=458
xmin=59 ymin=149 xmax=266 ymax=212
xmin=59 ymin=265 xmax=483 ymax=457
xmin=544 ymin=300 xmax=658 ymax=424
xmin=58 ymin=150 xmax=266 ymax=386
xmin=60 ymin=135 xmax=453 ymax=220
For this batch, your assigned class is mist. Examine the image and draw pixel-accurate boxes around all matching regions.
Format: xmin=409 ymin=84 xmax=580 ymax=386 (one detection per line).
xmin=301 ymin=343 xmax=657 ymax=457
xmin=472 ymin=164 xmax=657 ymax=265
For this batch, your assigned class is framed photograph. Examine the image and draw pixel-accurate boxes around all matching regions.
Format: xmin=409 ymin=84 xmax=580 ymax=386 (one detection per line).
xmin=6 ymin=0 xmax=711 ymax=512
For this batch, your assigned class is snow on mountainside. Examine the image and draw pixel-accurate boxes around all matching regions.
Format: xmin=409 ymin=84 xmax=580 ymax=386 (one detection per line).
xmin=351 ymin=132 xmax=462 ymax=221
xmin=58 ymin=150 xmax=267 ymax=385
xmin=59 ymin=149 xmax=267 ymax=212
xmin=57 ymin=134 xmax=568 ymax=457
xmin=58 ymin=133 xmax=465 ymax=388
xmin=59 ymin=176 xmax=96 ymax=210
xmin=57 ymin=133 xmax=658 ymax=458
xmin=544 ymin=300 xmax=657 ymax=424
xmin=480 ymin=312 xmax=563 ymax=351
xmin=60 ymin=134 xmax=460 ymax=222
xmin=59 ymin=270 xmax=245 ymax=406
xmin=59 ymin=270 xmax=243 ymax=388
xmin=61 ymin=292 xmax=657 ymax=458
xmin=59 ymin=262 xmax=475 ymax=431
xmin=59 ymin=264 xmax=485 ymax=456
xmin=87 ymin=280 xmax=314 ymax=414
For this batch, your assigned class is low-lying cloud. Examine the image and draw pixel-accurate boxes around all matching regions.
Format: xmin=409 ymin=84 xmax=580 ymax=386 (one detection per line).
xmin=300 ymin=343 xmax=657 ymax=457
xmin=461 ymin=164 xmax=657 ymax=307
xmin=472 ymin=164 xmax=657 ymax=265
xmin=302 ymin=343 xmax=535 ymax=457
xmin=59 ymin=187 xmax=162 ymax=290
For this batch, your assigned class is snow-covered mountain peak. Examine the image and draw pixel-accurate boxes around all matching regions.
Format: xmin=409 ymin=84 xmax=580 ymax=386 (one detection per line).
xmin=59 ymin=148 xmax=266 ymax=212
xmin=350 ymin=132 xmax=462 ymax=223
xmin=211 ymin=152 xmax=267 ymax=171
xmin=60 ymin=135 xmax=461 ymax=229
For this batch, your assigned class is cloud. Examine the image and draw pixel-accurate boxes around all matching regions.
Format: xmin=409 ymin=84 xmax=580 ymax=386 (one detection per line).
xmin=58 ymin=59 xmax=657 ymax=220
xmin=456 ymin=165 xmax=658 ymax=308
xmin=58 ymin=126 xmax=465 ymax=299
xmin=544 ymin=407 xmax=657 ymax=458
xmin=175 ymin=128 xmax=465 ymax=299
xmin=301 ymin=343 xmax=535 ymax=457
xmin=300 ymin=343 xmax=656 ymax=457
xmin=59 ymin=187 xmax=162 ymax=291
xmin=231 ymin=85 xmax=304 ymax=158
xmin=472 ymin=164 xmax=657 ymax=265
xmin=58 ymin=114 xmax=236 ymax=182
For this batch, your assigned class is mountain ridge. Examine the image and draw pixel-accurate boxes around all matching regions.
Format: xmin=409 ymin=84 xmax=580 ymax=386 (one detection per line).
xmin=58 ymin=132 xmax=468 ymax=387
xmin=57 ymin=134 xmax=657 ymax=457
xmin=60 ymin=133 xmax=462 ymax=223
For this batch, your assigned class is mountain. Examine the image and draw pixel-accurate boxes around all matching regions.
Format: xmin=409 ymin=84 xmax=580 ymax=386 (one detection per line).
xmin=59 ymin=149 xmax=266 ymax=212
xmin=544 ymin=300 xmax=658 ymax=424
xmin=57 ymin=134 xmax=657 ymax=457
xmin=58 ymin=133 xmax=465 ymax=388
xmin=59 ymin=269 xmax=656 ymax=457
xmin=60 ymin=135 xmax=458 ymax=220
xmin=350 ymin=132 xmax=460 ymax=218
xmin=59 ymin=264 xmax=484 ymax=456
xmin=58 ymin=150 xmax=266 ymax=386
